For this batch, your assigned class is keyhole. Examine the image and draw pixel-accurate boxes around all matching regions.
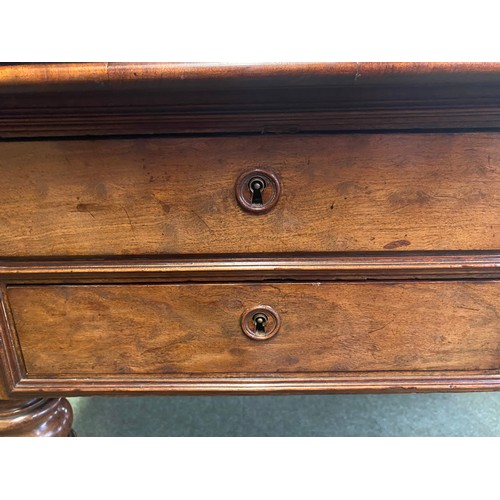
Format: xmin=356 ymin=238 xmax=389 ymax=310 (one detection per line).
xmin=241 ymin=305 xmax=281 ymax=340
xmin=249 ymin=177 xmax=266 ymax=206
xmin=252 ymin=313 xmax=268 ymax=334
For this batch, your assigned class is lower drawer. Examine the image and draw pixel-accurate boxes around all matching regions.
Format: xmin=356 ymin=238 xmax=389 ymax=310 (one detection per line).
xmin=6 ymin=281 xmax=500 ymax=377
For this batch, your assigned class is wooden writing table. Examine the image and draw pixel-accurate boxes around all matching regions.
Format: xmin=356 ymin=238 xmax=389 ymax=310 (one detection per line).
xmin=1 ymin=63 xmax=500 ymax=435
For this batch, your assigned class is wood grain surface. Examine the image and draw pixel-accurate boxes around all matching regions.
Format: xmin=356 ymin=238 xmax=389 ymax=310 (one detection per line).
xmin=8 ymin=281 xmax=500 ymax=377
xmin=1 ymin=133 xmax=500 ymax=256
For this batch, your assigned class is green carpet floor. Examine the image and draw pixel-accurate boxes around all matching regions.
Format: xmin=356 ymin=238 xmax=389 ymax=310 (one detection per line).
xmin=70 ymin=393 xmax=500 ymax=436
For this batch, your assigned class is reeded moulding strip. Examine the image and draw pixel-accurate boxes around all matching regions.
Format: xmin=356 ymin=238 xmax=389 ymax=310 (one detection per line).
xmin=12 ymin=372 xmax=500 ymax=395
xmin=1 ymin=252 xmax=500 ymax=283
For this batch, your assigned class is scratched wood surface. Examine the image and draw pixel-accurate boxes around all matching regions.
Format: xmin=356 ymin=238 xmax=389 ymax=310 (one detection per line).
xmin=4 ymin=62 xmax=500 ymax=90
xmin=8 ymin=281 xmax=500 ymax=376
xmin=1 ymin=133 xmax=500 ymax=256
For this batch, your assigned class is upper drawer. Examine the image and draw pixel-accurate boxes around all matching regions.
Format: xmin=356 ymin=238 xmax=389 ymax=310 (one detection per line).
xmin=1 ymin=133 xmax=500 ymax=257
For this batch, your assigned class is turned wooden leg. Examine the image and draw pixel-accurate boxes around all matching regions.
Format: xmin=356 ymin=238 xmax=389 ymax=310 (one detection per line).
xmin=0 ymin=398 xmax=75 ymax=437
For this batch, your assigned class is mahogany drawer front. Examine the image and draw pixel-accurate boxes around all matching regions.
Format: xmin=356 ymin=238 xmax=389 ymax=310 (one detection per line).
xmin=7 ymin=281 xmax=500 ymax=378
xmin=1 ymin=133 xmax=500 ymax=257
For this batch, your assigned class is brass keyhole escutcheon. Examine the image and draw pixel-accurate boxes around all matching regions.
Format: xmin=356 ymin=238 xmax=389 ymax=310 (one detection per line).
xmin=241 ymin=305 xmax=281 ymax=340
xmin=235 ymin=169 xmax=281 ymax=214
